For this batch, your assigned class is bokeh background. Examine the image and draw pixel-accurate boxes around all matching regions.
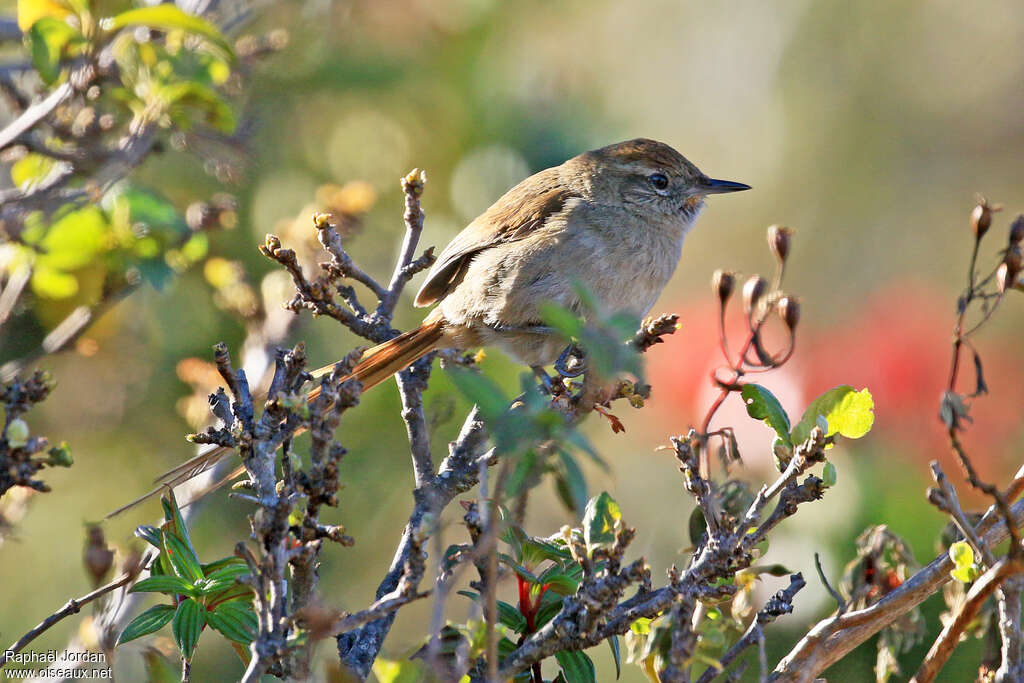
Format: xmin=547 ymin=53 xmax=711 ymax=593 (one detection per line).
xmin=2 ymin=0 xmax=1024 ymax=680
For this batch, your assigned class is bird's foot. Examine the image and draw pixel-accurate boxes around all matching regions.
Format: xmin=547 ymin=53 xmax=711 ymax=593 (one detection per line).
xmin=554 ymin=344 xmax=586 ymax=378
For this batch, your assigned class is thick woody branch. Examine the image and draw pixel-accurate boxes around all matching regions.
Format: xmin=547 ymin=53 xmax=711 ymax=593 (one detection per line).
xmin=910 ymin=558 xmax=1024 ymax=683
xmin=770 ymin=491 xmax=1024 ymax=682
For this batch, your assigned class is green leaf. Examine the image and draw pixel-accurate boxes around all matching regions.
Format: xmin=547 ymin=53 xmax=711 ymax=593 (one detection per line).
xmin=205 ymin=582 xmax=254 ymax=606
xmin=557 ymin=450 xmax=588 ymax=516
xmin=103 ymin=6 xmax=233 ymax=61
xmin=534 ymin=591 xmax=564 ymax=630
xmin=117 ymin=604 xmax=175 ymax=644
xmin=207 ymin=603 xmax=257 ymax=644
xmin=555 ymin=649 xmax=597 ymax=683
xmin=171 ymin=598 xmax=206 ymax=660
xmin=951 ymin=565 xmax=979 ymax=583
xmin=30 ymin=264 xmax=77 ymax=299
xmin=519 ymin=535 xmax=572 ymax=567
xmin=790 ymin=385 xmax=875 ymax=444
xmin=497 ymin=600 xmax=527 ymax=634
xmin=130 ymin=574 xmax=196 ymax=596
xmin=163 ymin=532 xmax=204 ymax=583
xmin=161 ymin=490 xmax=194 ymax=551
xmin=134 ymin=524 xmax=163 ymax=549
xmin=197 ymin=563 xmax=249 ymax=595
xmin=201 ymin=556 xmax=247 ymax=575
xmin=608 ymin=635 xmax=622 ymax=680
xmin=27 ymin=17 xmax=81 ymax=84
xmin=949 ymin=541 xmax=974 ymax=568
xmin=740 ymin=384 xmax=791 ymax=444
xmin=583 ymin=492 xmax=622 ymax=552
xmin=537 ymin=564 xmax=583 ymax=595
xmin=161 ymin=81 xmax=236 ymax=134
xmin=11 ymin=153 xmax=56 ymax=190
xmin=540 ymin=302 xmax=583 ymax=340
xmin=33 ymin=206 xmax=108 ymax=271
xmin=447 ymin=368 xmax=508 ymax=422
xmin=371 ymin=659 xmax=424 ymax=683
xmin=822 ymin=461 xmax=838 ymax=487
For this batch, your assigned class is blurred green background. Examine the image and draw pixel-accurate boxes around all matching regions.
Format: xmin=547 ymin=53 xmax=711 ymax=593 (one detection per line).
xmin=2 ymin=0 xmax=1023 ymax=680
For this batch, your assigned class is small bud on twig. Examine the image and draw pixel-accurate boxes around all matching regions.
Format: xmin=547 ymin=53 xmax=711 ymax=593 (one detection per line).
xmin=777 ymin=296 xmax=801 ymax=332
xmin=767 ymin=225 xmax=794 ymax=264
xmin=970 ymin=197 xmax=1001 ymax=240
xmin=1010 ymin=215 xmax=1024 ymax=245
xmin=83 ymin=525 xmax=114 ymax=587
xmin=742 ymin=275 xmax=767 ymax=316
xmin=996 ymin=262 xmax=1011 ymax=294
xmin=711 ymin=269 xmax=735 ymax=305
xmin=1005 ymin=245 xmax=1023 ymax=282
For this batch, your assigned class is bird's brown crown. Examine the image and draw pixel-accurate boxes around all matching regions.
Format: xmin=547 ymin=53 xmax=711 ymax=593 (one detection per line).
xmin=584 ymin=138 xmax=702 ymax=178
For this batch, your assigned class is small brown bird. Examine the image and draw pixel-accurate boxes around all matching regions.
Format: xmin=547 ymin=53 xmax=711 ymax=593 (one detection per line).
xmin=111 ymin=138 xmax=748 ymax=516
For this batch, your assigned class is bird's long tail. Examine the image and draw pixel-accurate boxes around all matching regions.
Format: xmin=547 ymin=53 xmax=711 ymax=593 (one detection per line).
xmin=106 ymin=320 xmax=445 ymax=518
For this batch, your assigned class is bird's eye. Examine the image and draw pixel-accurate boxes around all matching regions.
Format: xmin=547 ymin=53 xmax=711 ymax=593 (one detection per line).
xmin=648 ymin=173 xmax=669 ymax=191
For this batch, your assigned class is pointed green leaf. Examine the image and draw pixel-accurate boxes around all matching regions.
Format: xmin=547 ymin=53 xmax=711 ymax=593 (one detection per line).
xmin=207 ymin=603 xmax=257 ymax=645
xmin=134 ymin=524 xmax=163 ymax=549
xmin=497 ymin=600 xmax=527 ymax=634
xmin=608 ymin=634 xmax=622 ymax=679
xmin=557 ymin=450 xmax=588 ymax=516
xmin=555 ymin=650 xmax=597 ymax=683
xmin=171 ymin=598 xmax=206 ymax=659
xmin=448 ymin=368 xmax=509 ymax=422
xmin=130 ymin=574 xmax=196 ymax=596
xmin=539 ymin=302 xmax=583 ymax=340
xmin=163 ymin=532 xmax=204 ymax=583
xmin=117 ymin=604 xmax=175 ymax=644
xmin=160 ymin=490 xmax=194 ymax=551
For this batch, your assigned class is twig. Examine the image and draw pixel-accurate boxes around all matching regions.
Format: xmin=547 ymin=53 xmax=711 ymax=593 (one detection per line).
xmin=695 ymin=574 xmax=805 ymax=683
xmin=0 ymin=572 xmax=134 ymax=668
xmin=927 ymin=461 xmax=995 ymax=566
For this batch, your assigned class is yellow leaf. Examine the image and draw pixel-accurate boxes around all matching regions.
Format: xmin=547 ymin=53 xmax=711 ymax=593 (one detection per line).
xmin=17 ymin=0 xmax=71 ymax=31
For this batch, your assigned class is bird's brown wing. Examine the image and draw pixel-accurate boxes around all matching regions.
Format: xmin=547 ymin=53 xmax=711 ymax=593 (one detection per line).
xmin=414 ymin=166 xmax=577 ymax=307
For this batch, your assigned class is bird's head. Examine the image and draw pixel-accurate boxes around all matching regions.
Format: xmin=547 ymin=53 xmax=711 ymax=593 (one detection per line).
xmin=578 ymin=138 xmax=750 ymax=225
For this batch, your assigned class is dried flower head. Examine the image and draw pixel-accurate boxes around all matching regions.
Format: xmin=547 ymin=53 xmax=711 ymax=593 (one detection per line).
xmin=970 ymin=198 xmax=1001 ymax=240
xmin=996 ymin=262 xmax=1011 ymax=294
xmin=777 ymin=296 xmax=801 ymax=331
xmin=742 ymin=275 xmax=767 ymax=316
xmin=1010 ymin=215 xmax=1024 ymax=245
xmin=712 ymin=269 xmax=736 ymax=305
xmin=767 ymin=225 xmax=794 ymax=264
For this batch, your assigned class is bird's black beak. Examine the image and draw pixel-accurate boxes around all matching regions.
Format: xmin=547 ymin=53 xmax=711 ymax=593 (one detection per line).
xmin=700 ymin=177 xmax=751 ymax=194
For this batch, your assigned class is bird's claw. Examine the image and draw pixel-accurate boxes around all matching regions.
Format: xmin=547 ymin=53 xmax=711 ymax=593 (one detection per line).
xmin=554 ymin=344 xmax=586 ymax=378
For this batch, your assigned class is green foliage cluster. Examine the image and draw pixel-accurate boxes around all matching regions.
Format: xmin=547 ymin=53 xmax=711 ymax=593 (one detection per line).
xmin=118 ymin=492 xmax=257 ymax=668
